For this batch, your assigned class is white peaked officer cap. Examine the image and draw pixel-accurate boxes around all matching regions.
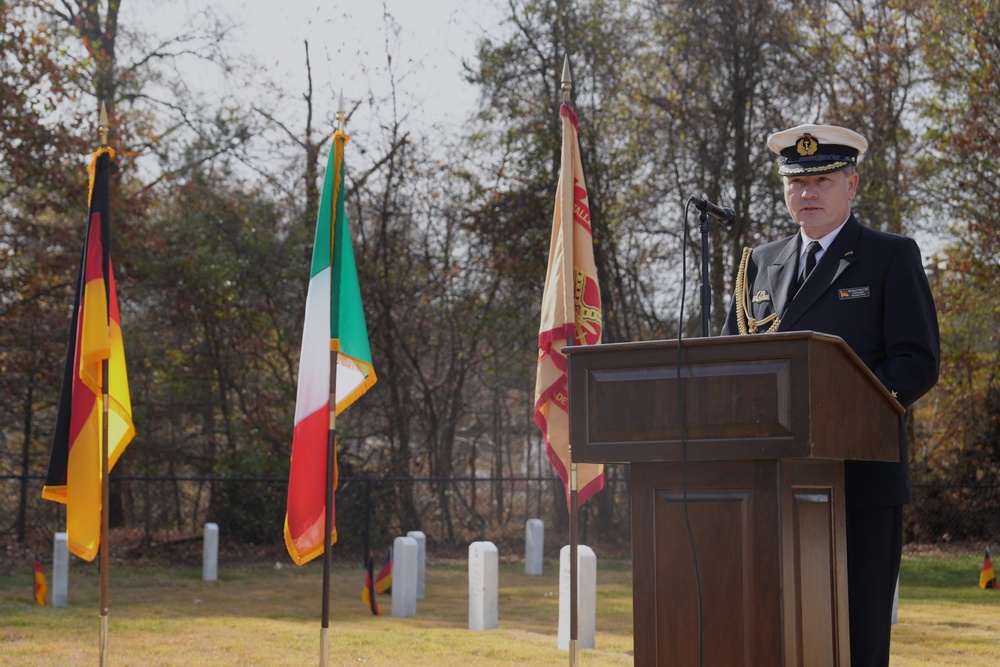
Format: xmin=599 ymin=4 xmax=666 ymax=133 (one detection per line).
xmin=767 ymin=123 xmax=868 ymax=176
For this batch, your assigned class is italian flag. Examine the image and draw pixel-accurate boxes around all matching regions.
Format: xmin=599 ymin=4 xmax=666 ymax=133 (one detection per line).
xmin=284 ymin=130 xmax=377 ymax=566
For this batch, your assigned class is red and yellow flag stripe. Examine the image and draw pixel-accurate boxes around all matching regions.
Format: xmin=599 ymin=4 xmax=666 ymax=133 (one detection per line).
xmin=42 ymin=147 xmax=135 ymax=562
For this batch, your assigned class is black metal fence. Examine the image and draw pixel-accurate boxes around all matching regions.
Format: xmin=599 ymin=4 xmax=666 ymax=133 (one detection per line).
xmin=3 ymin=474 xmax=998 ymax=565
xmin=1 ymin=471 xmax=631 ymax=562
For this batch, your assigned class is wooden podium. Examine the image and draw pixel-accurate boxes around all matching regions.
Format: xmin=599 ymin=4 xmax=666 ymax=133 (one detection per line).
xmin=565 ymin=332 xmax=903 ymax=667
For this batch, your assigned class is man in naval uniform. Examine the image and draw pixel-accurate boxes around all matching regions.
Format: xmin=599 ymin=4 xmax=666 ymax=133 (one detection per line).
xmin=721 ymin=123 xmax=940 ymax=666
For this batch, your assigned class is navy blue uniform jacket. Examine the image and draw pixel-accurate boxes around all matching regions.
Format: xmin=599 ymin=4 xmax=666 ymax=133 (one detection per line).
xmin=722 ymin=215 xmax=940 ymax=509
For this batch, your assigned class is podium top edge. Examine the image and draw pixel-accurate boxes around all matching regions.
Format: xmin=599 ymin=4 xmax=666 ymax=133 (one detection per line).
xmin=562 ymin=331 xmax=904 ymax=415
xmin=561 ymin=331 xmax=843 ymax=354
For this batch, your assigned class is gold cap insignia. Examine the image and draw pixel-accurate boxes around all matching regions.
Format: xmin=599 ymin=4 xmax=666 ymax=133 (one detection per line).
xmin=796 ymin=134 xmax=819 ymax=157
xmin=751 ymin=290 xmax=771 ymax=303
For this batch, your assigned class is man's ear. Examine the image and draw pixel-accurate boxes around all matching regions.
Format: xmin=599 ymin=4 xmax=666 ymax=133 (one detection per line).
xmin=846 ymin=171 xmax=860 ymax=200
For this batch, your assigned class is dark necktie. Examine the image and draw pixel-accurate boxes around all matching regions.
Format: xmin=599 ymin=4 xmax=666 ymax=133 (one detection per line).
xmin=798 ymin=241 xmax=821 ymax=290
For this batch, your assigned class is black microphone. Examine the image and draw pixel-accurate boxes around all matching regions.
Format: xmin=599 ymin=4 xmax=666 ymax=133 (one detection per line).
xmin=692 ymin=195 xmax=736 ymax=225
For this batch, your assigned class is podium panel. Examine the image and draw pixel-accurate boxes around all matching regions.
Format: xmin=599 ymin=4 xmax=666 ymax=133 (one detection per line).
xmin=632 ymin=460 xmax=847 ymax=666
xmin=565 ymin=333 xmax=897 ymax=667
xmin=567 ymin=332 xmax=902 ymax=464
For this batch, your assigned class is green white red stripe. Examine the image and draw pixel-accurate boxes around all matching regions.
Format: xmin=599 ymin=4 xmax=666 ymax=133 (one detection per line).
xmin=285 ymin=131 xmax=376 ymax=566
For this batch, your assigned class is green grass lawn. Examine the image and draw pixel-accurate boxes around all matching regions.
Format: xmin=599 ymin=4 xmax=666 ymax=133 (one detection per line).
xmin=891 ymin=554 xmax=1000 ymax=666
xmin=1 ymin=552 xmax=997 ymax=666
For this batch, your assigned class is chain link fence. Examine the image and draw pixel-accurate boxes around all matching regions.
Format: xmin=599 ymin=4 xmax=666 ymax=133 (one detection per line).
xmin=3 ymin=474 xmax=997 ymax=566
xmin=1 ymin=471 xmax=631 ymax=564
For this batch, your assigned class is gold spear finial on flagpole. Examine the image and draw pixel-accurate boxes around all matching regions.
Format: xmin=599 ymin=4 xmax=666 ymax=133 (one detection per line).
xmin=561 ymin=55 xmax=572 ymax=104
xmin=98 ymin=103 xmax=109 ymax=147
xmin=336 ymin=91 xmax=346 ymax=132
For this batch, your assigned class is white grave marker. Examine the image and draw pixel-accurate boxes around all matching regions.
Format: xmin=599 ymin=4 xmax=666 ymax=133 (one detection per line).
xmin=558 ymin=544 xmax=596 ymax=650
xmin=407 ymin=530 xmax=426 ymax=598
xmin=468 ymin=541 xmax=499 ymax=631
xmin=525 ymin=519 xmax=544 ymax=575
xmin=53 ymin=532 xmax=69 ymax=607
xmin=391 ymin=536 xmax=418 ymax=617
xmin=891 ymin=573 xmax=900 ymax=625
xmin=202 ymin=522 xmax=219 ymax=581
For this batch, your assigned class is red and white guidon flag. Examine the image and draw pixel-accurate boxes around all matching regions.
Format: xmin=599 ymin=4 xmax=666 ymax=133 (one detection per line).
xmin=533 ymin=103 xmax=603 ymax=508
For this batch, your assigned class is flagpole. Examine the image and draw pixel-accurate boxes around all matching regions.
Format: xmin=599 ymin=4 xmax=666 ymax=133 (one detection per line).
xmin=97 ymin=103 xmax=111 ymax=667
xmin=561 ymin=55 xmax=580 ymax=667
xmin=319 ymin=96 xmax=348 ymax=667
xmin=319 ymin=380 xmax=335 ymax=667
xmin=100 ymin=360 xmax=110 ymax=667
xmin=569 ymin=463 xmax=579 ymax=667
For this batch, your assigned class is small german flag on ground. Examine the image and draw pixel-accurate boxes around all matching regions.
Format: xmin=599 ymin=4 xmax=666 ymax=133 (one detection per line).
xmin=361 ymin=547 xmax=392 ymax=615
xmin=374 ymin=548 xmax=392 ymax=595
xmin=979 ymin=547 xmax=997 ymax=590
xmin=34 ymin=554 xmax=47 ymax=606
xmin=362 ymin=555 xmax=382 ymax=615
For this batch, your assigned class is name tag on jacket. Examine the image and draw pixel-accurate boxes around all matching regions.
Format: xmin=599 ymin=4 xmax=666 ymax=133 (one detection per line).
xmin=838 ymin=286 xmax=870 ymax=300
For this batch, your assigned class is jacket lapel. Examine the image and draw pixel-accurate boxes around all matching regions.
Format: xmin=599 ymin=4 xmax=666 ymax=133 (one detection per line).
xmin=766 ymin=237 xmax=800 ymax=319
xmin=779 ymin=216 xmax=862 ymax=330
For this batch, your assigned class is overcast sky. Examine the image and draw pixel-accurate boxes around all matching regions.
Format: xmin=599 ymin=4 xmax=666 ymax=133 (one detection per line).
xmin=125 ymin=0 xmax=505 ymax=136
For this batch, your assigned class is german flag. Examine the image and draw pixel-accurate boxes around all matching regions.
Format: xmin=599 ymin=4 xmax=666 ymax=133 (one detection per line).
xmin=374 ymin=548 xmax=392 ymax=594
xmin=362 ymin=555 xmax=382 ymax=615
xmin=34 ymin=554 xmax=47 ymax=606
xmin=42 ymin=147 xmax=135 ymax=562
xmin=980 ymin=547 xmax=997 ymax=590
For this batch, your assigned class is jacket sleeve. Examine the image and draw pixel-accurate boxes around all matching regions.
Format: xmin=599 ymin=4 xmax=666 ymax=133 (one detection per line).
xmin=721 ymin=296 xmax=739 ymax=336
xmin=872 ymin=237 xmax=940 ymax=407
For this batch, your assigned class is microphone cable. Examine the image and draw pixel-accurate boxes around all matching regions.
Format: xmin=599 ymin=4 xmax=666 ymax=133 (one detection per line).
xmin=676 ymin=196 xmax=704 ymax=667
